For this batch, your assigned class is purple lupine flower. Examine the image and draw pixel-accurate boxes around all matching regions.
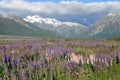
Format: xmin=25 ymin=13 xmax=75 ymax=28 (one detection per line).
xmin=11 ymin=55 xmax=15 ymax=67
xmin=15 ymin=43 xmax=19 ymax=49
xmin=26 ymin=45 xmax=32 ymax=50
xmin=54 ymin=45 xmax=60 ymax=56
xmin=4 ymin=64 xmax=9 ymax=75
xmin=116 ymin=48 xmax=120 ymax=63
xmin=92 ymin=64 xmax=97 ymax=72
xmin=59 ymin=43 xmax=70 ymax=56
xmin=17 ymin=58 xmax=22 ymax=69
xmin=21 ymin=69 xmax=26 ymax=80
xmin=40 ymin=54 xmax=46 ymax=67
xmin=8 ymin=54 xmax=11 ymax=62
xmin=31 ymin=47 xmax=38 ymax=54
xmin=33 ymin=56 xmax=37 ymax=72
xmin=46 ymin=47 xmax=52 ymax=56
xmin=2 ymin=51 xmax=7 ymax=64
xmin=95 ymin=63 xmax=101 ymax=71
xmin=68 ymin=61 xmax=76 ymax=69
xmin=2 ymin=51 xmax=5 ymax=63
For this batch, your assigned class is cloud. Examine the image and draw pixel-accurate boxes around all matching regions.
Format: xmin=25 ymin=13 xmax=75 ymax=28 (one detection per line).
xmin=0 ymin=0 xmax=120 ymax=17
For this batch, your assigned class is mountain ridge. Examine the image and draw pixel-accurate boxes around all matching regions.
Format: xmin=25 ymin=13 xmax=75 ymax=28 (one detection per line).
xmin=1 ymin=12 xmax=120 ymax=39
xmin=23 ymin=15 xmax=88 ymax=38
xmin=86 ymin=12 xmax=120 ymax=39
xmin=0 ymin=13 xmax=61 ymax=38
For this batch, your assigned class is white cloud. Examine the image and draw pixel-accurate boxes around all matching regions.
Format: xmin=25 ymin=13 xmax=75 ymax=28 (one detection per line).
xmin=0 ymin=0 xmax=120 ymax=17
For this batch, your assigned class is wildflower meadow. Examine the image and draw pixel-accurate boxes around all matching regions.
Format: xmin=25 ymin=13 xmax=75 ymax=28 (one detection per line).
xmin=0 ymin=39 xmax=120 ymax=80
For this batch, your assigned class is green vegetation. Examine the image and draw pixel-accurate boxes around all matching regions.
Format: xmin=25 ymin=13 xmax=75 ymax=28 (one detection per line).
xmin=0 ymin=18 xmax=61 ymax=38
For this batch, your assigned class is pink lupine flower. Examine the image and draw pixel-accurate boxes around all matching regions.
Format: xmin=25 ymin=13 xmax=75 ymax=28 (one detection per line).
xmin=69 ymin=53 xmax=80 ymax=64
xmin=89 ymin=54 xmax=95 ymax=65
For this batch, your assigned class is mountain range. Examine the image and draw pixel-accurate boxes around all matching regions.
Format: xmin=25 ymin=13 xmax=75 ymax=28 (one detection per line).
xmin=0 ymin=14 xmax=61 ymax=38
xmin=0 ymin=12 xmax=120 ymax=39
xmin=23 ymin=15 xmax=87 ymax=38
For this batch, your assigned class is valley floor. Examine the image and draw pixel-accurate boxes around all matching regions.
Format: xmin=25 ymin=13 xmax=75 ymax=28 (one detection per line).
xmin=0 ymin=39 xmax=120 ymax=80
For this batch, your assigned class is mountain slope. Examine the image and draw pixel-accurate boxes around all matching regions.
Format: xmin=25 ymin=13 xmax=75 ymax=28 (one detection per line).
xmin=23 ymin=15 xmax=88 ymax=38
xmin=1 ymin=13 xmax=120 ymax=39
xmin=86 ymin=12 xmax=120 ymax=39
xmin=0 ymin=14 xmax=61 ymax=38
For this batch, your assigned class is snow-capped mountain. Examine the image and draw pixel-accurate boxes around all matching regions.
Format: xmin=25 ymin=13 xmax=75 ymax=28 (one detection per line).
xmin=23 ymin=15 xmax=88 ymax=38
xmin=86 ymin=12 xmax=120 ymax=39
xmin=107 ymin=12 xmax=114 ymax=16
xmin=23 ymin=15 xmax=80 ymax=27
xmin=0 ymin=13 xmax=61 ymax=38
xmin=1 ymin=13 xmax=120 ymax=39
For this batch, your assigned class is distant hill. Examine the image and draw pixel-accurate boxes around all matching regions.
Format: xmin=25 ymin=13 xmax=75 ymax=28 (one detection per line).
xmin=0 ymin=14 xmax=61 ymax=38
xmin=84 ymin=12 xmax=120 ymax=39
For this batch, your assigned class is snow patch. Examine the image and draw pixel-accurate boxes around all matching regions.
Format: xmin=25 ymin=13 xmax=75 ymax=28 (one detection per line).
xmin=23 ymin=15 xmax=80 ymax=27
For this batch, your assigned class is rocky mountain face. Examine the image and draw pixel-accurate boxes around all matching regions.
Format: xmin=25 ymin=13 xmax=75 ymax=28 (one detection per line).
xmin=86 ymin=12 xmax=120 ymax=39
xmin=23 ymin=15 xmax=88 ymax=38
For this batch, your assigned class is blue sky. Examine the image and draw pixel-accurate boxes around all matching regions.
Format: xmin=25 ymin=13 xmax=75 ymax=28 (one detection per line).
xmin=28 ymin=0 xmax=119 ymax=3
